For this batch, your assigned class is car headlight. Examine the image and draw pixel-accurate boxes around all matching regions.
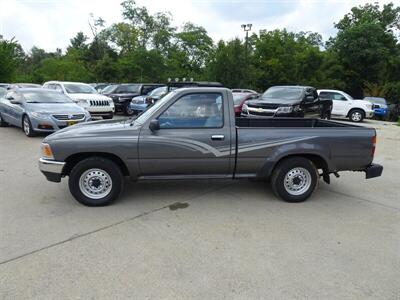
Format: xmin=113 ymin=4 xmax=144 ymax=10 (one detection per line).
xmin=293 ymin=105 xmax=301 ymax=112
xmin=77 ymin=99 xmax=89 ymax=107
xmin=31 ymin=112 xmax=50 ymax=119
xmin=276 ymin=106 xmax=293 ymax=114
xmin=41 ymin=143 xmax=54 ymax=160
xmin=242 ymin=103 xmax=249 ymax=113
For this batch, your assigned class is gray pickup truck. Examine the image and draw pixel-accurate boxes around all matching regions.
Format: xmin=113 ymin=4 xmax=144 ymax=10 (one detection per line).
xmin=39 ymin=88 xmax=383 ymax=206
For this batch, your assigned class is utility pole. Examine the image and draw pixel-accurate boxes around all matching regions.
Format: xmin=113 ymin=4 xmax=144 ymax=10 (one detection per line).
xmin=241 ymin=24 xmax=252 ymax=86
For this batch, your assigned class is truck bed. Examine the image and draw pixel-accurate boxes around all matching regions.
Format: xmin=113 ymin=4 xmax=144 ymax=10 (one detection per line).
xmin=234 ymin=117 xmax=376 ymax=176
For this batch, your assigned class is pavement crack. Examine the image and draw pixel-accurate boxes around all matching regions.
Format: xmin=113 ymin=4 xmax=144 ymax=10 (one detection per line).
xmin=0 ymin=182 xmax=233 ymax=266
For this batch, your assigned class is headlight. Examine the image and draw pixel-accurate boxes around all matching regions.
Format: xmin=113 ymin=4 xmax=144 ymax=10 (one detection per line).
xmin=41 ymin=143 xmax=54 ymax=160
xmin=77 ymin=99 xmax=89 ymax=107
xmin=276 ymin=106 xmax=293 ymax=114
xmin=31 ymin=112 xmax=50 ymax=119
xmin=242 ymin=103 xmax=249 ymax=112
xmin=293 ymin=105 xmax=301 ymax=112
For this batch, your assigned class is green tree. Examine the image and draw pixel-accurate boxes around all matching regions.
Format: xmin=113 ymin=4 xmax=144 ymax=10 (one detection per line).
xmin=0 ymin=36 xmax=24 ymax=82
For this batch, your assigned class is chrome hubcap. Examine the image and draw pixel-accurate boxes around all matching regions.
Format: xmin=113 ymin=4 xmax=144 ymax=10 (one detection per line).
xmin=79 ymin=168 xmax=112 ymax=199
xmin=352 ymin=112 xmax=362 ymax=121
xmin=23 ymin=118 xmax=30 ymax=134
xmin=284 ymin=167 xmax=312 ymax=196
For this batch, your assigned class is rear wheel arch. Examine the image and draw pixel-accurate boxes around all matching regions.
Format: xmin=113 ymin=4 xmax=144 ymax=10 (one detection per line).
xmin=63 ymin=152 xmax=129 ymax=177
xmin=265 ymin=153 xmax=330 ymax=179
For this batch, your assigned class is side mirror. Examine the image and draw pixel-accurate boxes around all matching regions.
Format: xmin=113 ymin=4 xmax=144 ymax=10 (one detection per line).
xmin=305 ymin=95 xmax=315 ymax=103
xmin=149 ymin=119 xmax=160 ymax=131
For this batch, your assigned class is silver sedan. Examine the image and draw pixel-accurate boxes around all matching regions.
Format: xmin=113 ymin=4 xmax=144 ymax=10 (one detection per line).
xmin=0 ymin=88 xmax=91 ymax=137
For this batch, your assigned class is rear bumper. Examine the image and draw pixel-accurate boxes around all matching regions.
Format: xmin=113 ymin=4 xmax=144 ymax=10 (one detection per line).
xmin=39 ymin=158 xmax=65 ymax=182
xmin=365 ymin=163 xmax=383 ymax=179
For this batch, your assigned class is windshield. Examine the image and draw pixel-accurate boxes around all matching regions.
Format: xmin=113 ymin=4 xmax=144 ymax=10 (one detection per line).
xmin=149 ymin=86 xmax=167 ymax=97
xmin=341 ymin=91 xmax=354 ymax=100
xmin=22 ymin=90 xmax=73 ymax=103
xmin=64 ymin=83 xmax=97 ymax=94
xmin=135 ymin=91 xmax=177 ymax=124
xmin=233 ymin=93 xmax=249 ymax=105
xmin=118 ymin=84 xmax=140 ymax=93
xmin=101 ymin=85 xmax=116 ymax=94
xmin=261 ymin=87 xmax=303 ymax=101
xmin=364 ymin=97 xmax=387 ymax=105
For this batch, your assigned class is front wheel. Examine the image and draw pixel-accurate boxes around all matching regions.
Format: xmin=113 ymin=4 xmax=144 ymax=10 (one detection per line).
xmin=349 ymin=109 xmax=364 ymax=122
xmin=271 ymin=157 xmax=318 ymax=202
xmin=68 ymin=157 xmax=124 ymax=206
xmin=22 ymin=115 xmax=36 ymax=137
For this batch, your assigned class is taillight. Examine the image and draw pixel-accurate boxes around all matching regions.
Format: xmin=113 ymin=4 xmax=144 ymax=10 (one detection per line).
xmin=372 ymin=135 xmax=377 ymax=157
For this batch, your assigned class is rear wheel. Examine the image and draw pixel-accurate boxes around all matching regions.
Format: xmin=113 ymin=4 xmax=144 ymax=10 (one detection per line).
xmin=349 ymin=109 xmax=364 ymax=122
xmin=22 ymin=115 xmax=36 ymax=137
xmin=271 ymin=157 xmax=318 ymax=202
xmin=68 ymin=157 xmax=124 ymax=206
xmin=0 ymin=113 xmax=8 ymax=127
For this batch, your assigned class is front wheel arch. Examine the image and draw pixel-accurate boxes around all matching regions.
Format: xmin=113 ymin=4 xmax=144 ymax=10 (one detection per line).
xmin=63 ymin=152 xmax=130 ymax=177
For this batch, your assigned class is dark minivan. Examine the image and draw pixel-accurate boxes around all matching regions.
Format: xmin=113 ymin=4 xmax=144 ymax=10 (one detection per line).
xmin=241 ymin=86 xmax=332 ymax=119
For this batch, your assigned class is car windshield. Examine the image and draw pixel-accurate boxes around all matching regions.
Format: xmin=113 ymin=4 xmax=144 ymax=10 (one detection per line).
xmin=149 ymin=86 xmax=167 ymax=97
xmin=135 ymin=91 xmax=177 ymax=124
xmin=118 ymin=84 xmax=140 ymax=93
xmin=64 ymin=83 xmax=97 ymax=94
xmin=365 ymin=97 xmax=387 ymax=105
xmin=22 ymin=90 xmax=73 ymax=103
xmin=101 ymin=85 xmax=116 ymax=94
xmin=261 ymin=87 xmax=303 ymax=100
xmin=233 ymin=93 xmax=249 ymax=105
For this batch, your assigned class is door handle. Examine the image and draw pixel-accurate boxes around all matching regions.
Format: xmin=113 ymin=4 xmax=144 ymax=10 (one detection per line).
xmin=211 ymin=134 xmax=225 ymax=141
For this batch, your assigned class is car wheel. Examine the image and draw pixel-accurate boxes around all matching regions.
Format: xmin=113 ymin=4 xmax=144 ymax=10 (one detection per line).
xmin=271 ymin=157 xmax=318 ymax=203
xmin=22 ymin=115 xmax=36 ymax=137
xmin=68 ymin=157 xmax=124 ymax=206
xmin=0 ymin=113 xmax=8 ymax=127
xmin=123 ymin=102 xmax=135 ymax=116
xmin=349 ymin=109 xmax=364 ymax=122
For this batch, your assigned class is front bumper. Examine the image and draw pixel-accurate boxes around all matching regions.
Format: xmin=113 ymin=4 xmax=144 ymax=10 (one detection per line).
xmin=39 ymin=158 xmax=65 ymax=182
xmin=365 ymin=163 xmax=383 ymax=179
xmin=373 ymin=108 xmax=387 ymax=117
xmin=365 ymin=109 xmax=375 ymax=118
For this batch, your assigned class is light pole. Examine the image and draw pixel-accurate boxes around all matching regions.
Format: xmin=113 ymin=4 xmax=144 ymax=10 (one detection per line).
xmin=241 ymin=24 xmax=252 ymax=86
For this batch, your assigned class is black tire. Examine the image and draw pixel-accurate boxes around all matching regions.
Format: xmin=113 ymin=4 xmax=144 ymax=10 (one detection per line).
xmin=271 ymin=157 xmax=318 ymax=203
xmin=103 ymin=113 xmax=114 ymax=120
xmin=68 ymin=157 xmax=124 ymax=206
xmin=349 ymin=109 xmax=364 ymax=122
xmin=122 ymin=102 xmax=135 ymax=116
xmin=22 ymin=115 xmax=36 ymax=137
xmin=0 ymin=113 xmax=8 ymax=127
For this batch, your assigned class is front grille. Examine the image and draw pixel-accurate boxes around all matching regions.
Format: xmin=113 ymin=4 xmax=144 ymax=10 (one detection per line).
xmin=373 ymin=104 xmax=380 ymax=109
xmin=89 ymin=100 xmax=110 ymax=106
xmin=248 ymin=103 xmax=279 ymax=109
xmin=53 ymin=114 xmax=85 ymax=120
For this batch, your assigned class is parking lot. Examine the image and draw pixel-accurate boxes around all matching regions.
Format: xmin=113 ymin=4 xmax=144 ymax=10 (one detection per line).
xmin=0 ymin=118 xmax=399 ymax=299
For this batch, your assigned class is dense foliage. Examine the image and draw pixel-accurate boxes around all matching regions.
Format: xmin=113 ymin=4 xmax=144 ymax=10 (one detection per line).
xmin=1 ymin=1 xmax=400 ymax=103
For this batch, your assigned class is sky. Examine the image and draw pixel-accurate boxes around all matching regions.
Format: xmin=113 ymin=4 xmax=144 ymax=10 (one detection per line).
xmin=0 ymin=0 xmax=394 ymax=52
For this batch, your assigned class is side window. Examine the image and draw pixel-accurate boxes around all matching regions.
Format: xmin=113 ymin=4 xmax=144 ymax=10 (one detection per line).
xmin=142 ymin=86 xmax=157 ymax=95
xmin=158 ymin=93 xmax=223 ymax=129
xmin=319 ymin=92 xmax=331 ymax=100
xmin=332 ymin=93 xmax=347 ymax=101
xmin=54 ymin=85 xmax=63 ymax=92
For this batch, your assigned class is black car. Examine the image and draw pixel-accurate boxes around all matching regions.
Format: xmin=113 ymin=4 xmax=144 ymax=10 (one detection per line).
xmin=241 ymin=86 xmax=332 ymax=119
xmin=102 ymin=83 xmax=165 ymax=116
